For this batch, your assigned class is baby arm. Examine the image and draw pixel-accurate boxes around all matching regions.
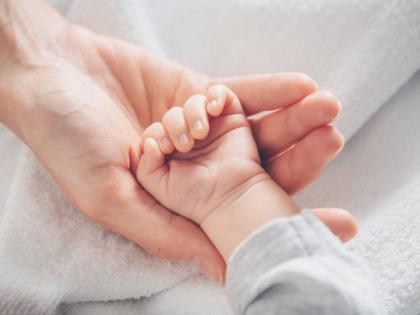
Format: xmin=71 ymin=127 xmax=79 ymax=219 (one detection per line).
xmin=137 ymin=85 xmax=382 ymax=314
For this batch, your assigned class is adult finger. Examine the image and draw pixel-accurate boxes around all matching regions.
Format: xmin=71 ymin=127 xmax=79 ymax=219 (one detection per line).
xmin=311 ymin=208 xmax=359 ymax=243
xmin=216 ymin=72 xmax=317 ymax=115
xmin=251 ymin=90 xmax=341 ymax=160
xmin=265 ymin=125 xmax=344 ymax=195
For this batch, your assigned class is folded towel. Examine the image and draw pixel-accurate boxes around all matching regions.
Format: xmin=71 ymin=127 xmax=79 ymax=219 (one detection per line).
xmin=1 ymin=0 xmax=420 ymax=314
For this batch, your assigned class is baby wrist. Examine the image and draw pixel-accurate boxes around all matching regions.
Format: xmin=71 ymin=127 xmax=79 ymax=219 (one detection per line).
xmin=201 ymin=175 xmax=299 ymax=262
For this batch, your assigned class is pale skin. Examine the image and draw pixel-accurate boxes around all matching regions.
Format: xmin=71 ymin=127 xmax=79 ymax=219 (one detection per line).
xmin=137 ymin=85 xmax=355 ymax=262
xmin=0 ymin=0 xmax=357 ymax=281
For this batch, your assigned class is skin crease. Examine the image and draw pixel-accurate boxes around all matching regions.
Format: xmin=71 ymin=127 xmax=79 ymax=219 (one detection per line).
xmin=0 ymin=0 xmax=358 ymax=281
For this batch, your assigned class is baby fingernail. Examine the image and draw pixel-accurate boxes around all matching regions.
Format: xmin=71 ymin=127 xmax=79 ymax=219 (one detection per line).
xmin=178 ymin=133 xmax=189 ymax=145
xmin=160 ymin=137 xmax=171 ymax=150
xmin=208 ymin=100 xmax=218 ymax=112
xmin=193 ymin=120 xmax=204 ymax=131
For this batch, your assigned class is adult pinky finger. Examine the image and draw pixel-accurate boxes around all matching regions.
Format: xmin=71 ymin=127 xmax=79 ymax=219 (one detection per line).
xmin=265 ymin=125 xmax=344 ymax=195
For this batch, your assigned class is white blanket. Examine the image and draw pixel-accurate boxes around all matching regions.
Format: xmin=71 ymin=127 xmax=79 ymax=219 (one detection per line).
xmin=1 ymin=0 xmax=420 ymax=314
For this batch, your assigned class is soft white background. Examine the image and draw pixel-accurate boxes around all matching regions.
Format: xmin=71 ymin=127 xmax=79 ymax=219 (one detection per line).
xmin=0 ymin=1 xmax=419 ymax=314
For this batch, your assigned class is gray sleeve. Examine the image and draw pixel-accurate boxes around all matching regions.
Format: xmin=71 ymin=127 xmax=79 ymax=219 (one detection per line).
xmin=226 ymin=210 xmax=385 ymax=315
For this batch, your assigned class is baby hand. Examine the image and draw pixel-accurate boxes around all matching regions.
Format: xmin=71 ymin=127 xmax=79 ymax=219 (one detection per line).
xmin=136 ymin=85 xmax=357 ymax=262
xmin=136 ymin=85 xmax=269 ymax=226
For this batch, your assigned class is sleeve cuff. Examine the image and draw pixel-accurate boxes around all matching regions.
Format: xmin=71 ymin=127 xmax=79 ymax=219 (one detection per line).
xmin=226 ymin=209 xmax=347 ymax=313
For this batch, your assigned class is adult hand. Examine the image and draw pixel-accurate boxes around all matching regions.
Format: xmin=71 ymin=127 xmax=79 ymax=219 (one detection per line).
xmin=0 ymin=1 xmax=347 ymax=281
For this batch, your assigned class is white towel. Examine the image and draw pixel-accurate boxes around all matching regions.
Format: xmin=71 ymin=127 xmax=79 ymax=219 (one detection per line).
xmin=1 ymin=0 xmax=420 ymax=314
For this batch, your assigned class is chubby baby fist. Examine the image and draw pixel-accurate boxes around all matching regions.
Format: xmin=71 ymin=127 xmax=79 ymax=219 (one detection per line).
xmin=136 ymin=85 xmax=269 ymax=226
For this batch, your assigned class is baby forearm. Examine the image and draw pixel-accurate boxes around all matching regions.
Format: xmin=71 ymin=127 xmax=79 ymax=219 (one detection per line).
xmin=201 ymin=174 xmax=299 ymax=262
